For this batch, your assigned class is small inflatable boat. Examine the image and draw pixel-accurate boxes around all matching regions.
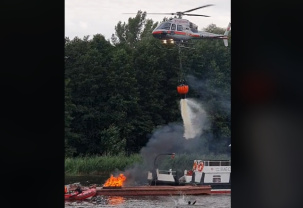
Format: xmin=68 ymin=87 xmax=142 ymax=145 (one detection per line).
xmin=65 ymin=188 xmax=96 ymax=200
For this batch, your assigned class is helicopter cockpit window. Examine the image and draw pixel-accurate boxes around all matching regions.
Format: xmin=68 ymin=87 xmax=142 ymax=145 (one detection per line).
xmin=177 ymin=25 xmax=183 ymax=31
xmin=171 ymin=24 xmax=176 ymax=31
xmin=157 ymin=22 xmax=171 ymax=30
xmin=191 ymin=27 xmax=198 ymax=33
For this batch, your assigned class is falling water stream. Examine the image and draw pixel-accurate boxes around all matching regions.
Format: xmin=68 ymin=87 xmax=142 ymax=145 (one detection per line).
xmin=180 ymin=99 xmax=194 ymax=139
xmin=180 ymin=98 xmax=206 ymax=139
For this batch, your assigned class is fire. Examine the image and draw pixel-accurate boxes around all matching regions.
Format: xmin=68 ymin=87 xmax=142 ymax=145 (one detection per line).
xmin=103 ymin=174 xmax=126 ymax=187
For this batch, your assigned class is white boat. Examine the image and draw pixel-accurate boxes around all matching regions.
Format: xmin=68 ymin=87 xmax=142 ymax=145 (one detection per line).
xmin=147 ymin=159 xmax=231 ymax=194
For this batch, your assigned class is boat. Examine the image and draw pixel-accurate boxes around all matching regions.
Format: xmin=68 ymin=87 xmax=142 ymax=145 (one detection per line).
xmin=65 ymin=187 xmax=97 ymax=200
xmin=147 ymin=157 xmax=231 ymax=194
xmin=95 ymin=185 xmax=211 ymax=196
xmin=179 ymin=159 xmax=231 ymax=194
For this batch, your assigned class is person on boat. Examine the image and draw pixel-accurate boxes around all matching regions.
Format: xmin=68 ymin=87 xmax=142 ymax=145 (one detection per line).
xmin=192 ymin=161 xmax=197 ymax=171
xmin=75 ymin=186 xmax=82 ymax=194
xmin=65 ymin=186 xmax=67 ymax=194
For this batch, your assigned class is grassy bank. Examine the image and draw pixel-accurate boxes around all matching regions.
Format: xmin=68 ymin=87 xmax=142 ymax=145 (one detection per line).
xmin=65 ymin=154 xmax=143 ymax=176
xmin=65 ymin=153 xmax=230 ymax=176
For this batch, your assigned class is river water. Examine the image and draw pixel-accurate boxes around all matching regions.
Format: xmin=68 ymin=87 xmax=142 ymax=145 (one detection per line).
xmin=65 ymin=194 xmax=230 ymax=208
xmin=65 ymin=175 xmax=230 ymax=208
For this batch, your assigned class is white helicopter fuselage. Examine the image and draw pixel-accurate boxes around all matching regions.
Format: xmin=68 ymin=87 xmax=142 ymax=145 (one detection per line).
xmin=152 ymin=18 xmax=230 ymax=46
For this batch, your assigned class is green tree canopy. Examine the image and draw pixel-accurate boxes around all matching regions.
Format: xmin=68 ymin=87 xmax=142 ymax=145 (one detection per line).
xmin=65 ymin=16 xmax=231 ymax=157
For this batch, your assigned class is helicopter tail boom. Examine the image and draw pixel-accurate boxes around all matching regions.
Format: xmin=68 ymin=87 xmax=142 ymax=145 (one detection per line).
xmin=223 ymin=22 xmax=231 ymax=47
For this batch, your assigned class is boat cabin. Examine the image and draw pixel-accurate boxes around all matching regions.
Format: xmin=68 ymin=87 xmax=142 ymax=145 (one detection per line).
xmin=179 ymin=160 xmax=231 ymax=189
xmin=147 ymin=159 xmax=231 ymax=191
xmin=147 ymin=168 xmax=178 ymax=185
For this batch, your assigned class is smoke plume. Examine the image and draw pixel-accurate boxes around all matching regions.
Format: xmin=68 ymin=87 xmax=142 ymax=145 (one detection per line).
xmin=123 ymin=98 xmax=210 ymax=186
xmin=122 ymin=74 xmax=230 ymax=186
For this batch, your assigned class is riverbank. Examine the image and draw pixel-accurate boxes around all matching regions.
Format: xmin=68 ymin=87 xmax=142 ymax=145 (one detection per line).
xmin=65 ymin=153 xmax=230 ymax=176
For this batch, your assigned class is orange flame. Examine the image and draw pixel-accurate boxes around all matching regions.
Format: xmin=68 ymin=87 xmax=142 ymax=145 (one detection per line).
xmin=103 ymin=174 xmax=126 ymax=187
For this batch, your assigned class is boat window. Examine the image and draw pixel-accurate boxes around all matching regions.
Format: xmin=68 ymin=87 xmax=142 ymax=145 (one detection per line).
xmin=177 ymin=25 xmax=183 ymax=31
xmin=209 ymin=161 xmax=220 ymax=166
xmin=213 ymin=175 xmax=221 ymax=183
xmin=171 ymin=24 xmax=176 ymax=30
xmin=204 ymin=161 xmax=209 ymax=166
xmin=157 ymin=22 xmax=171 ymax=30
xmin=221 ymin=161 xmax=230 ymax=166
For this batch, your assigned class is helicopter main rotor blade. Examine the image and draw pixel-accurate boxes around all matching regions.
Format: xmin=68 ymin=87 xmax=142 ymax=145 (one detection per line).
xmin=123 ymin=13 xmax=149 ymax=15
xmin=146 ymin=13 xmax=176 ymax=15
xmin=184 ymin=14 xmax=210 ymax=17
xmin=123 ymin=12 xmax=175 ymax=15
xmin=122 ymin=13 xmax=139 ymax=15
xmin=182 ymin=4 xmax=214 ymax=13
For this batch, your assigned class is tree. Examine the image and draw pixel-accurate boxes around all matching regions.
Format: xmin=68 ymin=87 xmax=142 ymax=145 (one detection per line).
xmin=65 ymin=78 xmax=79 ymax=157
xmin=114 ymin=10 xmax=148 ymax=47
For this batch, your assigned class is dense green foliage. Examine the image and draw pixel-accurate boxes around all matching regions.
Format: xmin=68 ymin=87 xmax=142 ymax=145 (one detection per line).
xmin=65 ymin=11 xmax=231 ymax=157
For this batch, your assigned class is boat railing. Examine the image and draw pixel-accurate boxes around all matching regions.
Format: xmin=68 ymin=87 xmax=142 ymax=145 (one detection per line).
xmin=158 ymin=169 xmax=176 ymax=175
xmin=202 ymin=160 xmax=231 ymax=167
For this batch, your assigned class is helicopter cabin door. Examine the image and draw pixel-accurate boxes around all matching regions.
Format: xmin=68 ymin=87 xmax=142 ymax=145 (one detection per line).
xmin=171 ymin=24 xmax=176 ymax=31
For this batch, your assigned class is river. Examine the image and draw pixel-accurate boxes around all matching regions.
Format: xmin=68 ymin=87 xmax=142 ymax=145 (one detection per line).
xmin=65 ymin=175 xmax=230 ymax=208
xmin=65 ymin=194 xmax=230 ymax=208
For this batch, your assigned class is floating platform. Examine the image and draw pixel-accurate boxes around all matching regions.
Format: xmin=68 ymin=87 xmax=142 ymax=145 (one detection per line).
xmin=96 ymin=185 xmax=211 ymax=196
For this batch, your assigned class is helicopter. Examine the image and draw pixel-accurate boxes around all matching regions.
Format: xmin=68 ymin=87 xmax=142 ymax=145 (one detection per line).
xmin=148 ymin=4 xmax=231 ymax=47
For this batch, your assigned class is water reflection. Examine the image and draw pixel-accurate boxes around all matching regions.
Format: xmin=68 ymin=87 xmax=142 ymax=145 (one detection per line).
xmin=108 ymin=196 xmax=125 ymax=205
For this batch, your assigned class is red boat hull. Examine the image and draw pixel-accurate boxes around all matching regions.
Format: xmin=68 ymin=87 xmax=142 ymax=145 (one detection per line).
xmin=65 ymin=188 xmax=96 ymax=200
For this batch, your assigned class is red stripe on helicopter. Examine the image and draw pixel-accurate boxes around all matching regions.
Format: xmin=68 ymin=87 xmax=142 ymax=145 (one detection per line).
xmin=152 ymin=31 xmax=187 ymax=35
xmin=170 ymin=31 xmax=199 ymax=37
xmin=174 ymin=31 xmax=186 ymax=35
xmin=152 ymin=31 xmax=165 ymax=34
xmin=190 ymin=34 xmax=200 ymax=37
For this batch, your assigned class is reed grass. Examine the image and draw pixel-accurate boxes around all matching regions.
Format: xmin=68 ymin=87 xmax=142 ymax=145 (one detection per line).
xmin=65 ymin=154 xmax=143 ymax=176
